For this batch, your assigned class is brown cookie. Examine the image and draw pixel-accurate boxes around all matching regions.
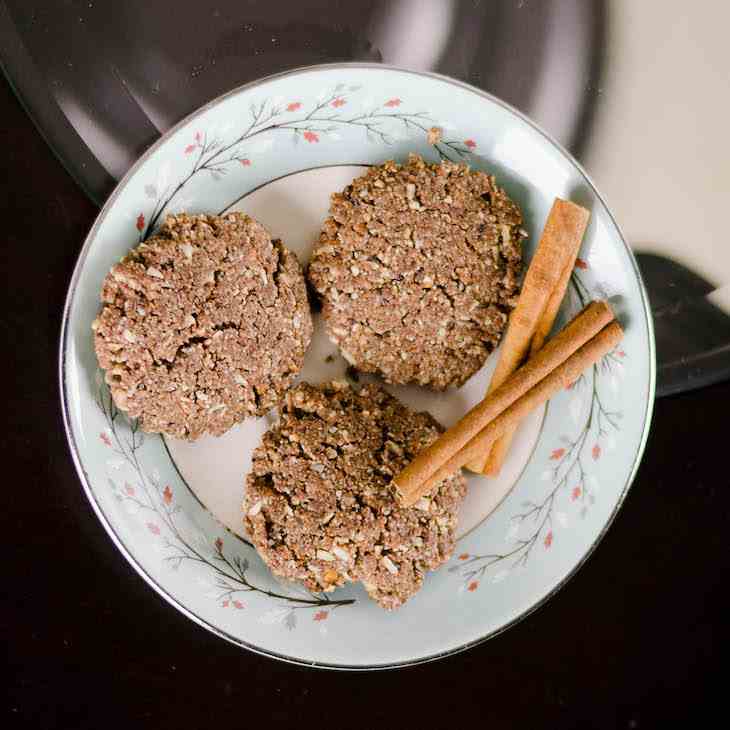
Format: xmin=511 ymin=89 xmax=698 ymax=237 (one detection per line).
xmin=243 ymin=381 xmax=467 ymax=609
xmin=93 ymin=212 xmax=312 ymax=439
xmin=308 ymin=154 xmax=525 ymax=389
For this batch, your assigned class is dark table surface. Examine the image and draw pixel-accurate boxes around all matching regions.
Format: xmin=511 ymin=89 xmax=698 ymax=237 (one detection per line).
xmin=5 ymin=74 xmax=726 ymax=729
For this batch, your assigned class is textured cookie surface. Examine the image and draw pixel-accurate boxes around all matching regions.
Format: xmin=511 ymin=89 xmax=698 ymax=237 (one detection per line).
xmin=93 ymin=212 xmax=312 ymax=439
xmin=308 ymin=154 xmax=524 ymax=389
xmin=243 ymin=381 xmax=467 ymax=609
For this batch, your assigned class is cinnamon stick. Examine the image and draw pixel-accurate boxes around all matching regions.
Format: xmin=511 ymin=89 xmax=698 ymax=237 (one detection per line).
xmin=466 ymin=199 xmax=589 ymax=474
xmin=482 ymin=202 xmax=590 ymax=475
xmin=396 ymin=319 xmax=622 ymax=507
xmin=393 ymin=302 xmax=616 ymax=507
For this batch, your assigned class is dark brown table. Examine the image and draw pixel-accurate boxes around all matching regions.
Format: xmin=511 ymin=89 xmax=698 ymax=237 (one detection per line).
xmin=4 ymin=75 xmax=725 ymax=729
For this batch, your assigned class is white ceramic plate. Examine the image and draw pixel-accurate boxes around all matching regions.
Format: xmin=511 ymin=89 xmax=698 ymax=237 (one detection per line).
xmin=60 ymin=64 xmax=655 ymax=669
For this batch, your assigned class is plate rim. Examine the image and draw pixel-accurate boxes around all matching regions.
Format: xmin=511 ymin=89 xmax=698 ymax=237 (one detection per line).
xmin=58 ymin=61 xmax=657 ymax=671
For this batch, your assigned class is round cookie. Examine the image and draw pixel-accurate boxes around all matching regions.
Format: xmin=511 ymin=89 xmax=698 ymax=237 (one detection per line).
xmin=308 ymin=154 xmax=525 ymax=389
xmin=93 ymin=212 xmax=312 ymax=439
xmin=243 ymin=381 xmax=467 ymax=610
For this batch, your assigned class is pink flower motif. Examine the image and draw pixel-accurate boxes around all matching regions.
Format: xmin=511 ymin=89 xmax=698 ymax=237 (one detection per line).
xmin=464 ymin=139 xmax=477 ymax=149
xmin=467 ymin=581 xmax=479 ymax=592
xmin=222 ymin=600 xmax=229 ymax=608
xmin=232 ymin=600 xmax=244 ymax=609
xmin=286 ymin=102 xmax=302 ymax=112
xmin=331 ymin=97 xmax=346 ymax=108
xmin=163 ymin=485 xmax=173 ymax=505
xmin=146 ymin=522 xmax=160 ymax=536
xmin=184 ymin=144 xmax=196 ymax=154
xmin=575 ymin=258 xmax=588 ymax=270
xmin=544 ymin=530 xmax=553 ymax=548
xmin=240 ymin=158 xmax=251 ymax=166
xmin=550 ymin=448 xmax=565 ymax=460
xmin=194 ymin=131 xmax=202 ymax=143
xmin=214 ymin=537 xmax=223 ymax=553
xmin=124 ymin=483 xmax=135 ymax=496
xmin=313 ymin=610 xmax=329 ymax=622
xmin=384 ymin=98 xmax=402 ymax=107
xmin=303 ymin=130 xmax=319 ymax=143
xmin=571 ymin=485 xmax=582 ymax=501
xmin=135 ymin=213 xmax=145 ymax=232
xmin=617 ymin=350 xmax=626 ymax=358
xmin=592 ymin=444 xmax=601 ymax=461
xmin=458 ymin=553 xmax=469 ymax=561
xmin=100 ymin=432 xmax=111 ymax=446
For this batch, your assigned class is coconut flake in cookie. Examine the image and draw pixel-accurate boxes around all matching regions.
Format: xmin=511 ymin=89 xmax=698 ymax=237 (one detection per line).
xmin=243 ymin=381 xmax=467 ymax=609
xmin=93 ymin=212 xmax=312 ymax=439
xmin=308 ymin=154 xmax=525 ymax=389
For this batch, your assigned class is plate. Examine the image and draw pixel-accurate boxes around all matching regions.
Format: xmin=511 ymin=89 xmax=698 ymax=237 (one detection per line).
xmin=60 ymin=64 xmax=655 ymax=669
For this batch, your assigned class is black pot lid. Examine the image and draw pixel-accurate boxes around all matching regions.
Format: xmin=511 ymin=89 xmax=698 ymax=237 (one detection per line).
xmin=0 ymin=0 xmax=604 ymax=204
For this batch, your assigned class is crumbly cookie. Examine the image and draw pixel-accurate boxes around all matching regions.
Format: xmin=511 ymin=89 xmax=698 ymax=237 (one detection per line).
xmin=243 ymin=381 xmax=467 ymax=609
xmin=308 ymin=154 xmax=525 ymax=389
xmin=93 ymin=212 xmax=312 ymax=439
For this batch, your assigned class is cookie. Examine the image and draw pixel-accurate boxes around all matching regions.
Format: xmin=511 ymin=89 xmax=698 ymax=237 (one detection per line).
xmin=308 ymin=154 xmax=524 ymax=389
xmin=93 ymin=212 xmax=312 ymax=439
xmin=243 ymin=381 xmax=467 ymax=609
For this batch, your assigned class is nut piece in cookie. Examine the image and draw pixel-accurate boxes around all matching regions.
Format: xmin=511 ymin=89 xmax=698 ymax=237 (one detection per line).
xmin=308 ymin=154 xmax=525 ymax=389
xmin=93 ymin=212 xmax=312 ymax=439
xmin=243 ymin=381 xmax=467 ymax=609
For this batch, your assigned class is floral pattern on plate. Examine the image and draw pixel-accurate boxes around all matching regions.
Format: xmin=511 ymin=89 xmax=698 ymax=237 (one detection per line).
xmin=451 ymin=270 xmax=627 ymax=591
xmin=134 ymin=84 xmax=480 ymax=241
